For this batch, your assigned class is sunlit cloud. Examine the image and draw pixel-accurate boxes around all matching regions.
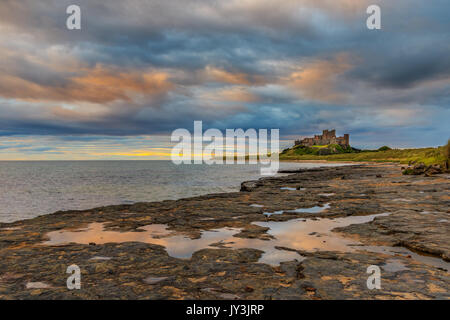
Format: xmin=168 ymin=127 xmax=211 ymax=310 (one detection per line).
xmin=0 ymin=64 xmax=173 ymax=104
xmin=0 ymin=0 xmax=448 ymax=159
xmin=286 ymin=53 xmax=354 ymax=103
xmin=203 ymin=66 xmax=266 ymax=86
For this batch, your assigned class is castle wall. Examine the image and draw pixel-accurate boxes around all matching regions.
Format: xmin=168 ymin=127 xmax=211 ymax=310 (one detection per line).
xmin=295 ymin=129 xmax=349 ymax=147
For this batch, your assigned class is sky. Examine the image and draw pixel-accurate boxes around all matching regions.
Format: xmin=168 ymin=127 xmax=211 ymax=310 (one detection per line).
xmin=0 ymin=0 xmax=449 ymax=160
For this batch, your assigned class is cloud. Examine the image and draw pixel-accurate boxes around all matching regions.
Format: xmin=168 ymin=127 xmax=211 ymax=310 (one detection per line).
xmin=200 ymin=86 xmax=260 ymax=103
xmin=286 ymin=53 xmax=354 ymax=103
xmin=0 ymin=0 xmax=448 ymax=154
xmin=0 ymin=0 xmax=372 ymax=41
xmin=203 ymin=66 xmax=267 ymax=86
xmin=0 ymin=63 xmax=173 ymax=104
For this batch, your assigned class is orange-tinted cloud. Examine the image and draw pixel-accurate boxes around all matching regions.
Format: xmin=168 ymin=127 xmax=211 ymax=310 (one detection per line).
xmin=301 ymin=0 xmax=371 ymax=15
xmin=0 ymin=65 xmax=173 ymax=103
xmin=202 ymin=86 xmax=259 ymax=103
xmin=287 ymin=53 xmax=353 ymax=103
xmin=92 ymin=149 xmax=173 ymax=157
xmin=219 ymin=87 xmax=259 ymax=102
xmin=204 ymin=66 xmax=266 ymax=85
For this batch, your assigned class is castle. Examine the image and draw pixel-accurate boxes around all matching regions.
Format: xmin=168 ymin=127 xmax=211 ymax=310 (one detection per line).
xmin=295 ymin=129 xmax=349 ymax=147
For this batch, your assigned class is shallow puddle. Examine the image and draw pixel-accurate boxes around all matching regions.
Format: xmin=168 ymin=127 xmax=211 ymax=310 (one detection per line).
xmin=44 ymin=223 xmax=240 ymax=259
xmin=0 ymin=226 xmax=22 ymax=231
xmin=262 ymin=203 xmax=330 ymax=217
xmin=381 ymin=259 xmax=409 ymax=272
xmin=43 ymin=212 xmax=398 ymax=266
xmin=393 ymin=198 xmax=413 ymax=202
xmin=26 ymin=282 xmax=51 ymax=289
xmin=280 ymin=187 xmax=297 ymax=191
xmin=358 ymin=245 xmax=450 ymax=272
xmin=89 ymin=256 xmax=112 ymax=261
xmin=42 ymin=211 xmax=450 ymax=269
xmin=263 ymin=210 xmax=284 ymax=217
xmin=287 ymin=203 xmax=330 ymax=214
xmin=143 ymin=276 xmax=168 ymax=284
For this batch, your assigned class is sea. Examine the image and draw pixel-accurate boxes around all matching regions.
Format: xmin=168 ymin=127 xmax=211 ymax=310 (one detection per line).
xmin=0 ymin=161 xmax=345 ymax=223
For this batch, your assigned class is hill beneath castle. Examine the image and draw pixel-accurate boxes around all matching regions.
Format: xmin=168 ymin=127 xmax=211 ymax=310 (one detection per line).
xmin=281 ymin=143 xmax=357 ymax=157
xmin=279 ymin=143 xmax=449 ymax=172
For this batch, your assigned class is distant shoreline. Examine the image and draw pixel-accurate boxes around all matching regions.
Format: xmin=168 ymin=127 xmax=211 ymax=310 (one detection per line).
xmin=280 ymin=159 xmax=376 ymax=164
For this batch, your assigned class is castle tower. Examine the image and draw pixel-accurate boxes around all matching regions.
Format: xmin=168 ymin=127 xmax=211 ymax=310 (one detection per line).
xmin=330 ymin=129 xmax=336 ymax=137
xmin=296 ymin=129 xmax=350 ymax=147
xmin=344 ymin=134 xmax=349 ymax=146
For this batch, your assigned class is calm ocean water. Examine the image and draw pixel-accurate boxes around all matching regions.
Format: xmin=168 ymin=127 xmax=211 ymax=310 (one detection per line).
xmin=0 ymin=161 xmax=345 ymax=223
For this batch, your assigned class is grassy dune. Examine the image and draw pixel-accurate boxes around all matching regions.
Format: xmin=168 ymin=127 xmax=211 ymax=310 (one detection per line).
xmin=280 ymin=144 xmax=448 ymax=167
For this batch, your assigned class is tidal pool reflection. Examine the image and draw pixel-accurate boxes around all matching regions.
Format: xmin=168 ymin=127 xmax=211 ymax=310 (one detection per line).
xmin=43 ymin=213 xmax=396 ymax=266
xmin=287 ymin=203 xmax=330 ymax=214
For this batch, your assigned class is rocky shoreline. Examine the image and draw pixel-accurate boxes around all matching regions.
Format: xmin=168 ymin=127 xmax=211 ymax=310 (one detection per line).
xmin=0 ymin=164 xmax=448 ymax=299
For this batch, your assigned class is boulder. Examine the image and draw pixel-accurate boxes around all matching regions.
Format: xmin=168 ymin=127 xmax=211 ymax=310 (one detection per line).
xmin=403 ymin=163 xmax=443 ymax=176
xmin=424 ymin=164 xmax=443 ymax=177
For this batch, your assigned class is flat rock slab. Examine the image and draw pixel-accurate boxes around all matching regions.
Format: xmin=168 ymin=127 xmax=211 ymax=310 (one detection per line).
xmin=0 ymin=164 xmax=448 ymax=299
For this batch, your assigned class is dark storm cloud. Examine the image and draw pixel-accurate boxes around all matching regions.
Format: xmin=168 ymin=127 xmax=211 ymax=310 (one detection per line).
xmin=347 ymin=37 xmax=450 ymax=89
xmin=0 ymin=0 xmax=449 ymax=149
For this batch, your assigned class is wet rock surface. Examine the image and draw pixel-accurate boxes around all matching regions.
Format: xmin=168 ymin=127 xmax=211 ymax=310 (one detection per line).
xmin=0 ymin=164 xmax=448 ymax=299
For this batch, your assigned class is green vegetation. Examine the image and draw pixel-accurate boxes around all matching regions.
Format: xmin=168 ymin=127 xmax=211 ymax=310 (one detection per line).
xmin=280 ymin=144 xmax=448 ymax=168
xmin=282 ymin=144 xmax=355 ymax=157
xmin=444 ymin=139 xmax=450 ymax=170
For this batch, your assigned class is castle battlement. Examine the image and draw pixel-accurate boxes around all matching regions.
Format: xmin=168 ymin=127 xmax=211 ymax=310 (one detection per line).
xmin=295 ymin=129 xmax=349 ymax=147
